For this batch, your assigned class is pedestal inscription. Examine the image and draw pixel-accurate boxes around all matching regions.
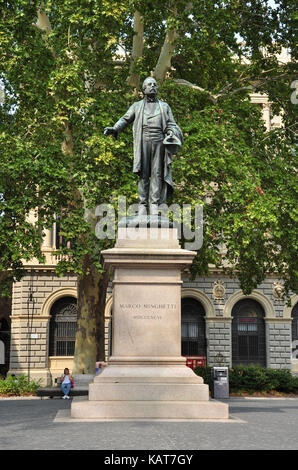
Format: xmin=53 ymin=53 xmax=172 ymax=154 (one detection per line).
xmin=113 ymin=287 xmax=181 ymax=358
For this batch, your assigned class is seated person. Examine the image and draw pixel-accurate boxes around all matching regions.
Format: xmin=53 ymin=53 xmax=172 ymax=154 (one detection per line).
xmin=60 ymin=367 xmax=73 ymax=399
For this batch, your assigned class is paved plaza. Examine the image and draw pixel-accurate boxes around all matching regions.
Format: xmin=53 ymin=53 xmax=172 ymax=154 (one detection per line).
xmin=0 ymin=397 xmax=298 ymax=451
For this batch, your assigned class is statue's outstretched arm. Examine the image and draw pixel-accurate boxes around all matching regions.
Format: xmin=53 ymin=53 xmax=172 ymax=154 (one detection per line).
xmin=104 ymin=104 xmax=135 ymax=139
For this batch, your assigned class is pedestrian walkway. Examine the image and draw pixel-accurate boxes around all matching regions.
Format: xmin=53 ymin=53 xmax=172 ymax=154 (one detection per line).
xmin=0 ymin=397 xmax=297 ymax=450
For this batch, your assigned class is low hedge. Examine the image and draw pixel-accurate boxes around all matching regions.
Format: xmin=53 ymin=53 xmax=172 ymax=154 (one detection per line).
xmin=0 ymin=374 xmax=41 ymax=396
xmin=194 ymin=365 xmax=213 ymax=388
xmin=194 ymin=365 xmax=298 ymax=394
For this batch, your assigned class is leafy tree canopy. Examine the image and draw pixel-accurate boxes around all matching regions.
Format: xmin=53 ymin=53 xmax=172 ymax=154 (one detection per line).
xmin=0 ymin=0 xmax=297 ymax=298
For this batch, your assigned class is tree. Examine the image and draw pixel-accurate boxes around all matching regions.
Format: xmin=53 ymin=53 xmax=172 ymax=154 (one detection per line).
xmin=0 ymin=0 xmax=296 ymax=372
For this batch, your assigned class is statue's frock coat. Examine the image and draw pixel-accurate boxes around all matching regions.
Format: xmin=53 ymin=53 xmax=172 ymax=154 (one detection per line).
xmin=113 ymin=99 xmax=183 ymax=202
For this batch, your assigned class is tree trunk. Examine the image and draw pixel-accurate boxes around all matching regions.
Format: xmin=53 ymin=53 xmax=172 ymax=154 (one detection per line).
xmin=153 ymin=3 xmax=193 ymax=83
xmin=154 ymin=27 xmax=178 ymax=82
xmin=73 ymin=255 xmax=110 ymax=374
xmin=126 ymin=10 xmax=144 ymax=91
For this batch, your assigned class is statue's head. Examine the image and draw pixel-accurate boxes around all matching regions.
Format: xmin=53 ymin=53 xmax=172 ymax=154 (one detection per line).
xmin=142 ymin=77 xmax=158 ymax=97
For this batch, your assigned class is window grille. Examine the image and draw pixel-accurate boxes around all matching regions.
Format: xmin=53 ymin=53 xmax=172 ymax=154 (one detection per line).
xmin=181 ymin=298 xmax=206 ymax=357
xmin=49 ymin=297 xmax=77 ymax=357
xmin=292 ymin=303 xmax=298 ymax=343
xmin=0 ymin=318 xmax=10 ymax=371
xmin=291 ymin=302 xmax=298 ymax=359
xmin=232 ymin=299 xmax=266 ymax=367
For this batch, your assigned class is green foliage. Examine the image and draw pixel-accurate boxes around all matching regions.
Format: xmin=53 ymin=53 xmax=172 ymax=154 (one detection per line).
xmin=230 ymin=366 xmax=298 ymax=393
xmin=194 ymin=365 xmax=298 ymax=393
xmin=194 ymin=365 xmax=212 ymax=387
xmin=229 ymin=365 xmax=274 ymax=392
xmin=0 ymin=374 xmax=41 ymax=396
xmin=0 ymin=0 xmax=296 ymax=297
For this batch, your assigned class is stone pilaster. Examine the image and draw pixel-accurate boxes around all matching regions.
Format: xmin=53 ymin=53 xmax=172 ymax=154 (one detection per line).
xmin=266 ymin=319 xmax=292 ymax=369
xmin=206 ymin=319 xmax=232 ymax=367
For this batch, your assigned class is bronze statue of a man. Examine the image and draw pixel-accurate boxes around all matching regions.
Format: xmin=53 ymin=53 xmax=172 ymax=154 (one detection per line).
xmin=104 ymin=77 xmax=183 ymax=215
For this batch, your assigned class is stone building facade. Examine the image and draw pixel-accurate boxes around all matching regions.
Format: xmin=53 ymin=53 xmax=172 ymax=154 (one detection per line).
xmin=8 ymin=268 xmax=78 ymax=385
xmin=5 ymin=260 xmax=297 ymax=386
xmin=181 ymin=276 xmax=296 ymax=371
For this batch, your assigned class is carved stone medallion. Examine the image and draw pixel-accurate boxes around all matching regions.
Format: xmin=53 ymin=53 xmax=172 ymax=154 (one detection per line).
xmin=212 ymin=281 xmax=226 ymax=300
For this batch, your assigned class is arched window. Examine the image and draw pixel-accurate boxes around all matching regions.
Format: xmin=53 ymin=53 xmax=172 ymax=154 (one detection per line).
xmin=0 ymin=318 xmax=10 ymax=375
xmin=49 ymin=296 xmax=78 ymax=356
xmin=181 ymin=298 xmax=206 ymax=357
xmin=0 ymin=340 xmax=4 ymax=365
xmin=291 ymin=302 xmax=298 ymax=345
xmin=232 ymin=299 xmax=266 ymax=367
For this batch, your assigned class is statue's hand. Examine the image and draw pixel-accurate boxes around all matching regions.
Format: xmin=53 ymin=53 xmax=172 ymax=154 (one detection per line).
xmin=104 ymin=127 xmax=117 ymax=138
xmin=166 ymin=130 xmax=173 ymax=138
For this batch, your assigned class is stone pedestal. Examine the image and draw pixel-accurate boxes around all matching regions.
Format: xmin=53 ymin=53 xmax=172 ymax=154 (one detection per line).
xmin=71 ymin=227 xmax=229 ymax=420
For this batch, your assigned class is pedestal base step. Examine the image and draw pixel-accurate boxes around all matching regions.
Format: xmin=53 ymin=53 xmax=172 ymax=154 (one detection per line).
xmin=71 ymin=400 xmax=229 ymax=420
xmin=89 ymin=382 xmax=209 ymax=401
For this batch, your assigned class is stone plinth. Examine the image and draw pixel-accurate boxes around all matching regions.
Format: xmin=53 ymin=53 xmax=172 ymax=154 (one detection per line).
xmin=71 ymin=227 xmax=229 ymax=420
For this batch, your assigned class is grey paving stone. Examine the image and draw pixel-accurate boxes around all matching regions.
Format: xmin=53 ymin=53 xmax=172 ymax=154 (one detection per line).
xmin=0 ymin=397 xmax=298 ymax=450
